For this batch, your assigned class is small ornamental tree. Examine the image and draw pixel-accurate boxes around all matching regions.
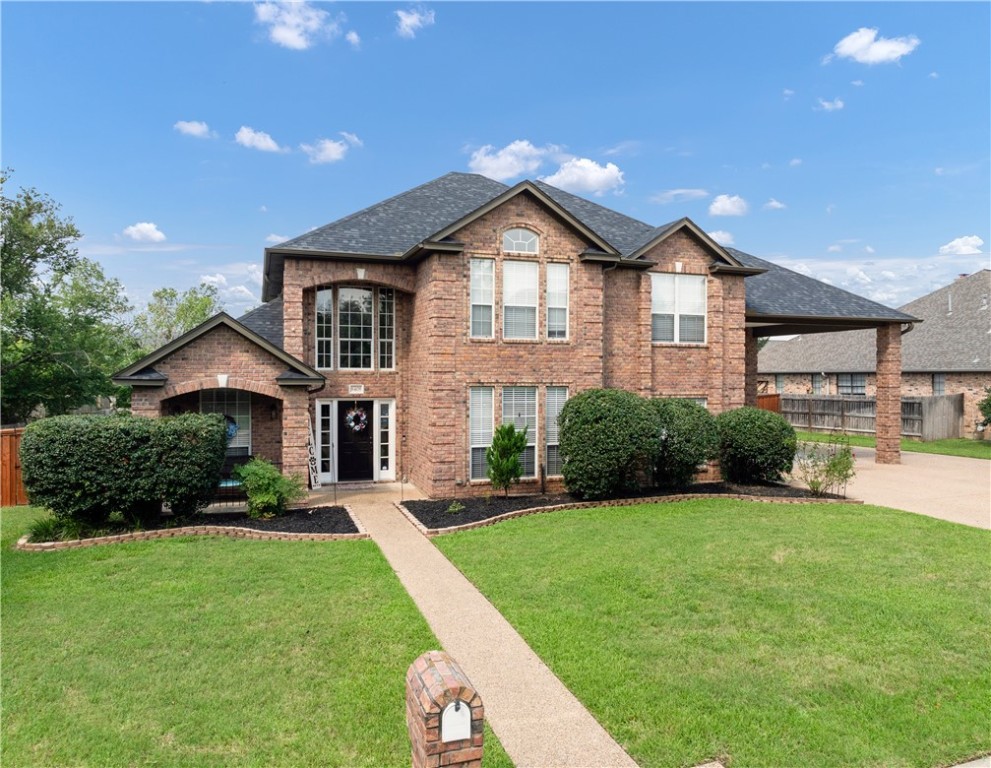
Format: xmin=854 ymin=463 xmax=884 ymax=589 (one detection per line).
xmin=716 ymin=406 xmax=797 ymax=484
xmin=979 ymin=387 xmax=991 ymax=427
xmin=649 ymin=398 xmax=720 ymax=488
xmin=558 ymin=388 xmax=657 ymax=500
xmin=486 ymin=423 xmax=528 ymax=497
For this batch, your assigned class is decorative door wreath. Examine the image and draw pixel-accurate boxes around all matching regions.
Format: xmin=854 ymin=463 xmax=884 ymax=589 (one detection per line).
xmin=344 ymin=406 xmax=368 ymax=432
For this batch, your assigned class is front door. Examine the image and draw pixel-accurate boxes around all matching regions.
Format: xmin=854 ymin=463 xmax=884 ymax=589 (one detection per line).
xmin=337 ymin=400 xmax=374 ymax=481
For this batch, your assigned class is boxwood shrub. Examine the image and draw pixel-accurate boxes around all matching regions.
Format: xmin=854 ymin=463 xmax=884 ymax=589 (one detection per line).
xmin=649 ymin=398 xmax=720 ymax=488
xmin=20 ymin=413 xmax=228 ymax=527
xmin=558 ymin=388 xmax=658 ymax=499
xmin=716 ymin=406 xmax=797 ymax=483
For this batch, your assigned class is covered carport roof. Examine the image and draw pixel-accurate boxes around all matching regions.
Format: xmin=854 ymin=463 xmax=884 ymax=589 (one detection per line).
xmin=729 ymin=249 xmax=920 ymax=336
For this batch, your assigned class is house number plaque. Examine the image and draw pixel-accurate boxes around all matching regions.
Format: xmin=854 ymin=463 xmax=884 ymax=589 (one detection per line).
xmin=348 ymin=384 xmax=365 ymax=395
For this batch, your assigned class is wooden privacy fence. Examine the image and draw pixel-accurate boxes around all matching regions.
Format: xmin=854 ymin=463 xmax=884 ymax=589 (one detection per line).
xmin=778 ymin=394 xmax=964 ymax=440
xmin=756 ymin=394 xmax=781 ymax=413
xmin=1 ymin=428 xmax=29 ymax=507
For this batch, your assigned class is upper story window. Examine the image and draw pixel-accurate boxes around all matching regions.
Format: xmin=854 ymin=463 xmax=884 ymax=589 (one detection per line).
xmin=651 ymin=273 xmax=707 ymax=344
xmin=546 ymin=263 xmax=569 ymax=340
xmin=503 ymin=227 xmax=539 ymax=254
xmin=315 ymin=286 xmax=395 ymax=371
xmin=503 ymin=260 xmax=538 ymax=339
xmin=470 ymin=258 xmax=494 ymax=338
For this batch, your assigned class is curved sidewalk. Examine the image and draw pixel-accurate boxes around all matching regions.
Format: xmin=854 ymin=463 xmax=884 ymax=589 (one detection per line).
xmin=333 ymin=485 xmax=637 ymax=768
xmin=845 ymin=448 xmax=990 ymax=529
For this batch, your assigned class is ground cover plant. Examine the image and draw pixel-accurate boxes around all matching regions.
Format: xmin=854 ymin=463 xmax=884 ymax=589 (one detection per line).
xmin=1 ymin=507 xmax=512 ymax=767
xmin=435 ymin=500 xmax=990 ymax=767
xmin=796 ymin=430 xmax=991 ymax=460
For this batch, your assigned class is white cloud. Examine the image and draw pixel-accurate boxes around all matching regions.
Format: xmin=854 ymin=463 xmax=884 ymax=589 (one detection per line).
xmin=851 ymin=79 xmax=864 ymax=87
xmin=846 ymin=266 xmax=872 ymax=285
xmin=830 ymin=27 xmax=920 ymax=65
xmin=602 ymin=140 xmax=641 ymax=157
xmin=817 ymin=97 xmax=844 ymax=112
xmin=345 ymin=30 xmax=360 ymax=48
xmin=340 ymin=131 xmax=363 ymax=147
xmin=254 ymin=1 xmax=339 ymax=50
xmin=789 ymin=158 xmax=802 ymax=167
xmin=539 ymin=158 xmax=624 ymax=197
xmin=764 ymin=198 xmax=786 ymax=211
xmin=939 ymin=235 xmax=984 ymax=256
xmin=236 ymin=126 xmax=288 ymax=153
xmin=395 ymin=6 xmax=435 ymax=39
xmin=266 ymin=234 xmax=288 ymax=244
xmin=123 ymin=222 xmax=166 ymax=242
xmin=259 ymin=205 xmax=268 ymax=213
xmin=783 ymin=88 xmax=795 ymax=100
xmin=468 ymin=139 xmax=550 ymax=181
xmin=224 ymin=285 xmax=258 ymax=302
xmin=708 ymin=194 xmax=748 ymax=216
xmin=707 ymin=230 xmax=734 ymax=246
xmin=929 ymin=71 xmax=939 ymax=79
xmin=300 ymin=138 xmax=349 ymax=164
xmin=174 ymin=120 xmax=215 ymax=138
xmin=827 ymin=244 xmax=842 ymax=253
xmin=865 ymin=245 xmax=876 ymax=254
xmin=200 ymin=273 xmax=228 ymax=287
xmin=651 ymin=188 xmax=708 ymax=205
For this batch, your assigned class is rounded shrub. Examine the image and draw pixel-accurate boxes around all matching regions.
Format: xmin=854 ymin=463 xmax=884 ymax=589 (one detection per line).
xmin=716 ymin=406 xmax=797 ymax=484
xmin=558 ymin=388 xmax=657 ymax=500
xmin=649 ymin=398 xmax=720 ymax=488
xmin=235 ymin=458 xmax=306 ymax=519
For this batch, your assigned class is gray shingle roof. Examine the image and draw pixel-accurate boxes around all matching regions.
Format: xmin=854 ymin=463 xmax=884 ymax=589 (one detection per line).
xmin=731 ymin=249 xmax=918 ymax=322
xmin=238 ymin=297 xmax=284 ymax=348
xmin=759 ymin=270 xmax=991 ymax=373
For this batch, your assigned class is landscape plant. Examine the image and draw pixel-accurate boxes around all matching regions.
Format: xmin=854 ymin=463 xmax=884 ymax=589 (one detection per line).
xmin=794 ymin=434 xmax=856 ymax=497
xmin=716 ymin=406 xmax=797 ymax=483
xmin=649 ymin=398 xmax=720 ymax=488
xmin=558 ymin=388 xmax=657 ymax=499
xmin=235 ymin=457 xmax=306 ymax=519
xmin=486 ymin=423 xmax=528 ymax=497
xmin=979 ymin=387 xmax=991 ymax=427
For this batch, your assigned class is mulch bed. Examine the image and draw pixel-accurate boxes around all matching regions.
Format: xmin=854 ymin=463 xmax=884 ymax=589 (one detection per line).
xmin=402 ymin=482 xmax=845 ymax=530
xmin=164 ymin=506 xmax=357 ymax=535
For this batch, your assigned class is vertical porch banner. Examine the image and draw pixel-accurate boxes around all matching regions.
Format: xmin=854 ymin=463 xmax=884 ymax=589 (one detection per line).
xmin=307 ymin=420 xmax=321 ymax=490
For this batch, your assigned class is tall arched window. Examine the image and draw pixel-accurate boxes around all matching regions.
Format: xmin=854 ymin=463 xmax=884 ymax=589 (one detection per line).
xmin=502 ymin=227 xmax=539 ymax=254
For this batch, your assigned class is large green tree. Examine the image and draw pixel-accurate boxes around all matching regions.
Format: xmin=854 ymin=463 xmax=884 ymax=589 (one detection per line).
xmin=1 ymin=173 xmax=137 ymax=424
xmin=133 ymin=283 xmax=223 ymax=352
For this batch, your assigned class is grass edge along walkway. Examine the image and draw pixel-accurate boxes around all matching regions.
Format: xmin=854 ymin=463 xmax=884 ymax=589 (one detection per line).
xmin=1 ymin=506 xmax=513 ymax=768
xmin=795 ymin=429 xmax=991 ymax=460
xmin=435 ymin=499 xmax=991 ymax=768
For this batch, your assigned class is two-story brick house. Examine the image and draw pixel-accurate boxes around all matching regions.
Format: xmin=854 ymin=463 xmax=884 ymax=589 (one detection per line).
xmin=114 ymin=172 xmax=916 ymax=496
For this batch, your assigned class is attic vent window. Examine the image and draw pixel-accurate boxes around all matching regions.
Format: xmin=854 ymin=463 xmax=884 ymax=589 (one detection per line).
xmin=503 ymin=228 xmax=539 ymax=254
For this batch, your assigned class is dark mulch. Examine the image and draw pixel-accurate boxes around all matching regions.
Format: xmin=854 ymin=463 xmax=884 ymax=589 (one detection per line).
xmin=166 ymin=506 xmax=357 ymax=535
xmin=403 ymin=482 xmax=846 ymax=530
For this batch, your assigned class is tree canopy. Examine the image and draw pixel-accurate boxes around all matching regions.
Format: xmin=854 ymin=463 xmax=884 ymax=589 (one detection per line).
xmin=133 ymin=283 xmax=224 ymax=352
xmin=1 ymin=172 xmax=137 ymax=424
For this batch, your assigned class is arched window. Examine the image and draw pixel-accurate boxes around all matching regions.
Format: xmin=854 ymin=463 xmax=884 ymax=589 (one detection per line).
xmin=502 ymin=227 xmax=539 ymax=254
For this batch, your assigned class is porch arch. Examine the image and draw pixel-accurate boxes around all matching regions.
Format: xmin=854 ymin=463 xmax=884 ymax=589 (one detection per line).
xmin=162 ymin=377 xmax=284 ymax=402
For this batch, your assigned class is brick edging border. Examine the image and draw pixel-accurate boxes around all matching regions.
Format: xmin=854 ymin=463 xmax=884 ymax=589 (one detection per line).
xmin=15 ymin=505 xmax=369 ymax=552
xmin=397 ymin=493 xmax=864 ymax=537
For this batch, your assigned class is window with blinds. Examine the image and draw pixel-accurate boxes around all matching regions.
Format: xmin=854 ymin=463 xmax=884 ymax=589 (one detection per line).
xmin=316 ymin=289 xmax=334 ymax=369
xmin=502 ymin=386 xmax=536 ymax=477
xmin=651 ymin=273 xmax=707 ymax=344
xmin=338 ymin=287 xmax=373 ymax=369
xmin=546 ymin=263 xmax=569 ymax=339
xmin=503 ymin=261 xmax=538 ymax=339
xmin=200 ymin=389 xmax=251 ymax=456
xmin=470 ymin=258 xmax=494 ymax=338
xmin=545 ymin=386 xmax=567 ymax=476
xmin=469 ymin=387 xmax=493 ymax=480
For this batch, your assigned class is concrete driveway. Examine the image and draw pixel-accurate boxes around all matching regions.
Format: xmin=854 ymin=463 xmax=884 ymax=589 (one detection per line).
xmin=841 ymin=447 xmax=990 ymax=529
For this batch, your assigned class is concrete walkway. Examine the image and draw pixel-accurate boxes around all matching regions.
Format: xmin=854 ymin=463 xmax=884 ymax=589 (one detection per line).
xmin=317 ymin=483 xmax=637 ymax=768
xmin=843 ymin=447 xmax=990 ymax=529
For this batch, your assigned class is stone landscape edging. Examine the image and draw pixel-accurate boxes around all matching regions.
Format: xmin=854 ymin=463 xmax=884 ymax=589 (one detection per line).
xmin=397 ymin=493 xmax=863 ymax=537
xmin=15 ymin=505 xmax=368 ymax=552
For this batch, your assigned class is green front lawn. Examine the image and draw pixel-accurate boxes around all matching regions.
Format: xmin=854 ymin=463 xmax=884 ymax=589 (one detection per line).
xmin=1 ymin=507 xmax=511 ymax=768
xmin=796 ymin=430 xmax=991 ymax=459
xmin=436 ymin=500 xmax=990 ymax=768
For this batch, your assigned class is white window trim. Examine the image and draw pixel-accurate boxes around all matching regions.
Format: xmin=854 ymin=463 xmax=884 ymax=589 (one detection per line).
xmin=545 ymin=386 xmax=568 ymax=477
xmin=469 ymin=387 xmax=494 ymax=482
xmin=315 ymin=288 xmax=334 ymax=371
xmin=651 ymin=273 xmax=707 ymax=345
xmin=315 ymin=398 xmax=396 ymax=484
xmin=502 ymin=386 xmax=537 ymax=479
xmin=378 ymin=288 xmax=395 ymax=371
xmin=470 ymin=258 xmax=495 ymax=339
xmin=546 ymin=263 xmax=569 ymax=340
xmin=503 ymin=227 xmax=540 ymax=254
xmin=338 ymin=286 xmax=375 ymax=371
xmin=503 ymin=260 xmax=539 ymax=340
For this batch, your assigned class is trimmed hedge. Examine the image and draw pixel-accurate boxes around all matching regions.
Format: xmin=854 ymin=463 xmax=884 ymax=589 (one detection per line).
xmin=20 ymin=413 xmax=228 ymax=526
xmin=649 ymin=398 xmax=720 ymax=488
xmin=558 ymin=389 xmax=657 ymax=499
xmin=716 ymin=406 xmax=797 ymax=483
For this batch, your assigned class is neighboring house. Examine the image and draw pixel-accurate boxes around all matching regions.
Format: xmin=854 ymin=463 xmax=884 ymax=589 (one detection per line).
xmin=114 ymin=172 xmax=916 ymax=496
xmin=758 ymin=270 xmax=991 ymax=436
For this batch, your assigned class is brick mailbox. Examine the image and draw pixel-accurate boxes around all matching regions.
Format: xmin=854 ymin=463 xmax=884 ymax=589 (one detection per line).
xmin=406 ymin=650 xmax=484 ymax=768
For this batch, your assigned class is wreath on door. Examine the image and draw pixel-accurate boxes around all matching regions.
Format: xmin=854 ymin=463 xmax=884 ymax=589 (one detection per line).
xmin=344 ymin=406 xmax=368 ymax=433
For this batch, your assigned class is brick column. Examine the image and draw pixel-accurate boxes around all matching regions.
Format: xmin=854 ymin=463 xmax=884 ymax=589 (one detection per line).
xmin=744 ymin=329 xmax=759 ymax=407
xmin=280 ymin=388 xmax=311 ymax=481
xmin=406 ymin=651 xmax=484 ymax=768
xmin=875 ymin=324 xmax=902 ymax=464
xmin=283 ymin=265 xmax=304 ymax=360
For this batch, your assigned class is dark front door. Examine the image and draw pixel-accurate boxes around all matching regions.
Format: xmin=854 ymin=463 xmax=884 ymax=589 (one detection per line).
xmin=338 ymin=401 xmax=374 ymax=481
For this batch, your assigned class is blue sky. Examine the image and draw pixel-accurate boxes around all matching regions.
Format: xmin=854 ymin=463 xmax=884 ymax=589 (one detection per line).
xmin=4 ymin=1 xmax=989 ymax=318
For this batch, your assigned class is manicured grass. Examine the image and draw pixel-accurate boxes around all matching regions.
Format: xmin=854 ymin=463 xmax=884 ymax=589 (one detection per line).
xmin=1 ymin=507 xmax=511 ymax=768
xmin=796 ymin=430 xmax=991 ymax=459
xmin=435 ymin=500 xmax=991 ymax=768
